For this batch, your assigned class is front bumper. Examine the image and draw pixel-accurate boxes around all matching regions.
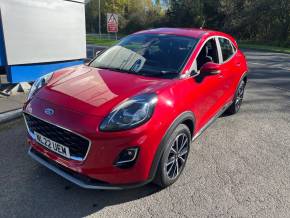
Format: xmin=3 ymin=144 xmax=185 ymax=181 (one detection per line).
xmin=28 ymin=147 xmax=150 ymax=190
xmin=23 ymin=96 xmax=167 ymax=186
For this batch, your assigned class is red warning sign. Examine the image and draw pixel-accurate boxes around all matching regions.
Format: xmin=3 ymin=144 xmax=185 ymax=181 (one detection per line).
xmin=107 ymin=13 xmax=118 ymax=33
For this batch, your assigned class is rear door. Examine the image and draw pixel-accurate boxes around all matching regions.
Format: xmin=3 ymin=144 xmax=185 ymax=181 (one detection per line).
xmin=216 ymin=37 xmax=239 ymax=103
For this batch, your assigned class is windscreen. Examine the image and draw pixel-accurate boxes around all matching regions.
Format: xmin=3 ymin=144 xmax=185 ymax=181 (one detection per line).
xmin=89 ymin=34 xmax=198 ymax=78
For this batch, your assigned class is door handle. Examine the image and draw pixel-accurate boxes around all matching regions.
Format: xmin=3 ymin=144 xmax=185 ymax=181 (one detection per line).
xmin=218 ymin=73 xmax=224 ymax=78
xmin=236 ymin=62 xmax=241 ymax=67
xmin=210 ymin=70 xmax=223 ymax=78
xmin=210 ymin=70 xmax=221 ymax=75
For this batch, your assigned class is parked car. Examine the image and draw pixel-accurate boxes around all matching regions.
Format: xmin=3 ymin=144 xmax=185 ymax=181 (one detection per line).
xmin=23 ymin=28 xmax=248 ymax=189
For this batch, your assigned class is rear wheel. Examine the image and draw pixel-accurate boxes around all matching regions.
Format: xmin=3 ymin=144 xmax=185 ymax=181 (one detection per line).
xmin=154 ymin=124 xmax=191 ymax=188
xmin=226 ymin=80 xmax=246 ymax=115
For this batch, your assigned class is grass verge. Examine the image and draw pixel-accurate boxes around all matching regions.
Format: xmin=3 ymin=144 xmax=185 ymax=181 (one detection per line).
xmin=239 ymin=42 xmax=290 ymax=54
xmin=86 ymin=36 xmax=290 ymax=54
xmin=86 ymin=35 xmax=118 ymax=46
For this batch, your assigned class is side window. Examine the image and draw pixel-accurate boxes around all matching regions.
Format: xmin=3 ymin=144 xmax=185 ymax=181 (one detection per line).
xmin=196 ymin=38 xmax=219 ymax=71
xmin=218 ymin=38 xmax=234 ymax=62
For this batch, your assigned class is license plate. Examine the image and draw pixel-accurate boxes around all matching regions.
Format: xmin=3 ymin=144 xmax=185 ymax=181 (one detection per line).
xmin=35 ymin=132 xmax=70 ymax=158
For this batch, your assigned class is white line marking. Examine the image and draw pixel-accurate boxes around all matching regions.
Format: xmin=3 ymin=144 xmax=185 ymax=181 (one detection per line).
xmin=249 ymin=81 xmax=290 ymax=92
xmin=249 ymin=62 xmax=290 ymax=71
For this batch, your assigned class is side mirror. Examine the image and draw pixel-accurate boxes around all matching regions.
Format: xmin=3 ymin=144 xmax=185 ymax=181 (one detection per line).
xmin=95 ymin=50 xmax=101 ymax=57
xmin=200 ymin=62 xmax=221 ymax=75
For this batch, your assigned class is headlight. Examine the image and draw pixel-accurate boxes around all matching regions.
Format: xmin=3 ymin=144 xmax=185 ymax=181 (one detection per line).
xmin=27 ymin=72 xmax=53 ymax=100
xmin=100 ymin=93 xmax=158 ymax=131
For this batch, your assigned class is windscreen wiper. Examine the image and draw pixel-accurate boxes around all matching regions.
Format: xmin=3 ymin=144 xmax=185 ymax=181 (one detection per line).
xmin=139 ymin=70 xmax=179 ymax=77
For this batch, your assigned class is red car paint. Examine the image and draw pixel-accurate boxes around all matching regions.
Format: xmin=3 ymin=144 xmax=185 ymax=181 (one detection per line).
xmin=23 ymin=28 xmax=248 ymax=187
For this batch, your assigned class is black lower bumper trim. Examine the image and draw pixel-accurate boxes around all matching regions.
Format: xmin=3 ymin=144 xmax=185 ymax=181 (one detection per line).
xmin=28 ymin=147 xmax=150 ymax=190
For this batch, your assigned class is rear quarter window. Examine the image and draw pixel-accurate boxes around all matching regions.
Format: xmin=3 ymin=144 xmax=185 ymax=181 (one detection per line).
xmin=219 ymin=38 xmax=235 ymax=62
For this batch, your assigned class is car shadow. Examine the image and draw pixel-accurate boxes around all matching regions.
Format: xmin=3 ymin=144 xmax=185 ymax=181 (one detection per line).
xmin=29 ymin=166 xmax=162 ymax=217
xmin=4 ymin=159 xmax=162 ymax=218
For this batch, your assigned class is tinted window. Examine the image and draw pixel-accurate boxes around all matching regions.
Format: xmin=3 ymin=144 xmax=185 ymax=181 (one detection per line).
xmin=219 ymin=38 xmax=234 ymax=62
xmin=90 ymin=34 xmax=198 ymax=78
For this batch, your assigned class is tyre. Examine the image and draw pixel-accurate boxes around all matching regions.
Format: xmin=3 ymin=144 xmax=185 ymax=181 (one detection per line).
xmin=226 ymin=79 xmax=246 ymax=115
xmin=154 ymin=124 xmax=191 ymax=188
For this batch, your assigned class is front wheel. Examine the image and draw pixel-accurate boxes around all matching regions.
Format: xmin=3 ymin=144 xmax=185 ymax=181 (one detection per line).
xmin=226 ymin=80 xmax=246 ymax=115
xmin=153 ymin=124 xmax=191 ymax=188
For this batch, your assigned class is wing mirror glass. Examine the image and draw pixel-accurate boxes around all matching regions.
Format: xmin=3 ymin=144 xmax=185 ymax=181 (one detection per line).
xmin=200 ymin=62 xmax=221 ymax=75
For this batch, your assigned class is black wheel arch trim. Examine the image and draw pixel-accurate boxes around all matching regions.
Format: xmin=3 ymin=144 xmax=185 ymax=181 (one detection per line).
xmin=234 ymin=71 xmax=248 ymax=98
xmin=240 ymin=71 xmax=248 ymax=85
xmin=148 ymin=111 xmax=195 ymax=180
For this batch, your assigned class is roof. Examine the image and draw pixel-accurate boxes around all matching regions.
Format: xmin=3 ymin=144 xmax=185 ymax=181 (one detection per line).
xmin=134 ymin=28 xmax=216 ymax=38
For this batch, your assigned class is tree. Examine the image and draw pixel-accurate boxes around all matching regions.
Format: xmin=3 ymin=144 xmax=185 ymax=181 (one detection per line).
xmin=85 ymin=0 xmax=104 ymax=33
xmin=166 ymin=0 xmax=204 ymax=27
xmin=85 ymin=0 xmax=290 ymax=45
xmin=86 ymin=0 xmax=165 ymax=34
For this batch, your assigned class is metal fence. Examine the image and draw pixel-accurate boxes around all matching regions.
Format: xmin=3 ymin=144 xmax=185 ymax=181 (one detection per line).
xmin=86 ymin=45 xmax=107 ymax=60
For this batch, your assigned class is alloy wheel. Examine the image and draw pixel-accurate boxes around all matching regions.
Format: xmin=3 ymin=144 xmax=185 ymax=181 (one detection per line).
xmin=165 ymin=133 xmax=189 ymax=179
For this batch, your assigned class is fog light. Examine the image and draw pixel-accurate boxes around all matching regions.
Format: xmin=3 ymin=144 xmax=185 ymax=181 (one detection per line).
xmin=115 ymin=147 xmax=139 ymax=169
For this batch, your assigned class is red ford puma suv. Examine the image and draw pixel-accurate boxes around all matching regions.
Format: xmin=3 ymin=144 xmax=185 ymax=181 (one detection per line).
xmin=23 ymin=28 xmax=248 ymax=189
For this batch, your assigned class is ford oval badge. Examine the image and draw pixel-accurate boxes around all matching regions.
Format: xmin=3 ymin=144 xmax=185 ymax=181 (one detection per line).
xmin=44 ymin=108 xmax=54 ymax=116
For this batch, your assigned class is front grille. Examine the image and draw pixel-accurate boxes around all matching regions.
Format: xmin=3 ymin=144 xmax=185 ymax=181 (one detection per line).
xmin=24 ymin=113 xmax=90 ymax=160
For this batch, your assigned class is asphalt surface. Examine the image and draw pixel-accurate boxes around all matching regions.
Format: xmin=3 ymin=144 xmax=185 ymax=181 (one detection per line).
xmin=0 ymin=50 xmax=290 ymax=218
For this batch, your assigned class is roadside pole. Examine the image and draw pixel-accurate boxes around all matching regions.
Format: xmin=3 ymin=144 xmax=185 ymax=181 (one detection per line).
xmin=98 ymin=0 xmax=101 ymax=39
